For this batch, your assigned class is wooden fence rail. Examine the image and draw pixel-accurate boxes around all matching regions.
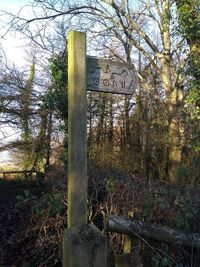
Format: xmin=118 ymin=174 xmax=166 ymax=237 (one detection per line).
xmin=0 ymin=170 xmax=39 ymax=180
xmin=105 ymin=214 xmax=200 ymax=248
xmin=105 ymin=214 xmax=200 ymax=267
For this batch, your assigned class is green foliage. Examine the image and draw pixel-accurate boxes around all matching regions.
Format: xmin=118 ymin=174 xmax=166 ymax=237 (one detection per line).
xmin=142 ymin=184 xmax=200 ymax=231
xmin=43 ymin=52 xmax=68 ymax=120
xmin=106 ymin=177 xmax=116 ymax=193
xmin=16 ymin=190 xmax=64 ymax=220
xmin=176 ymin=0 xmax=200 ymax=125
xmin=176 ymin=0 xmax=200 ymax=54
xmin=176 ymin=0 xmax=200 ymax=36
xmin=41 ymin=51 xmax=68 ymax=166
xmin=32 ymin=192 xmax=64 ymax=219
xmin=16 ymin=189 xmax=32 ymax=201
xmin=185 ymin=87 xmax=200 ymax=121
xmin=173 ymin=189 xmax=200 ymax=230
xmin=142 ymin=184 xmax=200 ymax=266
xmin=153 ymin=256 xmax=169 ymax=267
xmin=59 ymin=124 xmax=68 ymax=168
xmin=176 ymin=157 xmax=200 ymax=184
xmin=153 ymin=254 xmax=187 ymax=267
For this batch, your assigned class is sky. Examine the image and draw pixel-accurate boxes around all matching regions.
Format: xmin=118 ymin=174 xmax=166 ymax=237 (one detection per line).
xmin=0 ymin=0 xmax=30 ymax=164
xmin=1 ymin=0 xmax=30 ymax=67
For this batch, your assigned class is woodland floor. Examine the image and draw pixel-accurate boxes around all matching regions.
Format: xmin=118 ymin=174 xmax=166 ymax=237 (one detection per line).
xmin=0 ymin=167 xmax=200 ymax=267
xmin=0 ymin=179 xmax=45 ymax=267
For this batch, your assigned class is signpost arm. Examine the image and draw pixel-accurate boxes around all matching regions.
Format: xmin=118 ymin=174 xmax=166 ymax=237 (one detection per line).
xmin=68 ymin=31 xmax=87 ymax=227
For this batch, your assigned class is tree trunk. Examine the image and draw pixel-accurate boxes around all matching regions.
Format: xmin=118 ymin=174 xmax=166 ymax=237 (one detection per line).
xmin=32 ymin=109 xmax=48 ymax=170
xmin=45 ymin=110 xmax=53 ymax=172
xmin=108 ymin=95 xmax=114 ymax=146
xmin=87 ymin=93 xmax=93 ymax=150
xmin=124 ymin=96 xmax=131 ymax=150
xmin=159 ymin=0 xmax=184 ymax=183
xmin=96 ymin=95 xmax=106 ymax=145
xmin=21 ymin=60 xmax=35 ymax=170
xmin=167 ymin=96 xmax=183 ymax=183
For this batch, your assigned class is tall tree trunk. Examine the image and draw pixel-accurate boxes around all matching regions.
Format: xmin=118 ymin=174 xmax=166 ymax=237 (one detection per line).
xmin=96 ymin=95 xmax=106 ymax=145
xmin=21 ymin=59 xmax=35 ymax=170
xmin=108 ymin=95 xmax=114 ymax=147
xmin=124 ymin=46 xmax=132 ymax=152
xmin=88 ymin=93 xmax=93 ymax=150
xmin=124 ymin=96 xmax=131 ymax=150
xmin=21 ymin=62 xmax=35 ymax=142
xmin=45 ymin=110 xmax=53 ymax=172
xmin=160 ymin=0 xmax=184 ymax=183
xmin=32 ymin=109 xmax=48 ymax=170
xmin=143 ymin=111 xmax=152 ymax=180
xmin=167 ymin=89 xmax=184 ymax=183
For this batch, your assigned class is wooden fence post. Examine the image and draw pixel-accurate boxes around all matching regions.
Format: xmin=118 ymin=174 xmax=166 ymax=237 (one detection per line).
xmin=114 ymin=212 xmax=142 ymax=267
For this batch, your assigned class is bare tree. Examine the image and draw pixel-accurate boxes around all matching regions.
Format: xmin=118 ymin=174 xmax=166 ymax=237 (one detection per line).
xmin=1 ymin=0 xmax=193 ymax=182
xmin=82 ymin=0 xmax=188 ymax=183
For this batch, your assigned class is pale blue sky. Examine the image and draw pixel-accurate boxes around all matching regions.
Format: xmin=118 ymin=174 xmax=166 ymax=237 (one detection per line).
xmin=2 ymin=0 xmax=28 ymax=3
xmin=1 ymin=0 xmax=28 ymax=12
xmin=1 ymin=0 xmax=30 ymax=11
xmin=0 ymin=0 xmax=31 ymax=156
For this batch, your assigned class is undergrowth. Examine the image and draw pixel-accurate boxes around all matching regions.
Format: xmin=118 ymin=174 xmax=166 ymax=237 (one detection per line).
xmin=1 ymin=166 xmax=200 ymax=266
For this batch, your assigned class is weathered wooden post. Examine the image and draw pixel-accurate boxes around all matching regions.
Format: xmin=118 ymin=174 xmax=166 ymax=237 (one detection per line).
xmin=115 ymin=212 xmax=141 ymax=267
xmin=67 ymin=31 xmax=87 ymax=227
xmin=63 ymin=31 xmax=107 ymax=267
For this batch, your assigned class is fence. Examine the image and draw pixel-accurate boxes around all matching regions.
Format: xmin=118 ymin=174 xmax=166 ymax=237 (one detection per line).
xmin=104 ymin=214 xmax=200 ymax=267
xmin=0 ymin=170 xmax=39 ymax=180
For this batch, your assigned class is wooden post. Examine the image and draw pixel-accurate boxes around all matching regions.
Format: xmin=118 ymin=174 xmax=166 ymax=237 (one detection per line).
xmin=63 ymin=31 xmax=107 ymax=267
xmin=123 ymin=211 xmax=134 ymax=254
xmin=68 ymin=31 xmax=87 ymax=227
xmin=63 ymin=223 xmax=107 ymax=267
xmin=115 ymin=211 xmax=142 ymax=267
